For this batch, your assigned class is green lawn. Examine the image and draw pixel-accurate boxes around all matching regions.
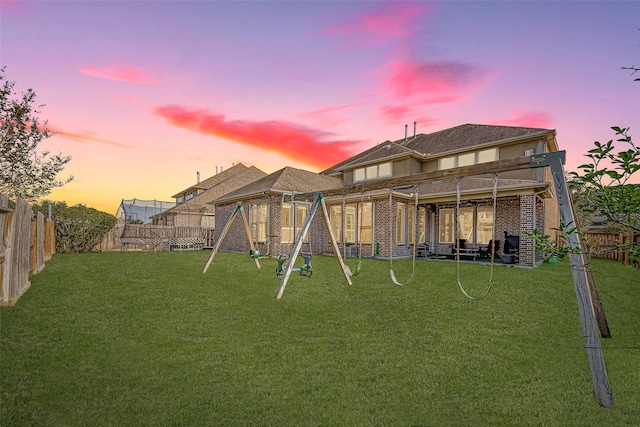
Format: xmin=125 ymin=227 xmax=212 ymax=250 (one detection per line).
xmin=1 ymin=251 xmax=639 ymax=426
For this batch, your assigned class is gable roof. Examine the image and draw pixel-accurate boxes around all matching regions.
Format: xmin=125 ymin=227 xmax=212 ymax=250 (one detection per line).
xmin=323 ymin=124 xmax=556 ymax=175
xmin=162 ymin=166 xmax=267 ymax=214
xmin=171 ymin=163 xmax=251 ymax=199
xmin=212 ymin=166 xmax=343 ymax=205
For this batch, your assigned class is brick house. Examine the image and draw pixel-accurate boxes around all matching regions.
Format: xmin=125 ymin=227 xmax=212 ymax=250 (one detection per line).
xmin=154 ymin=163 xmax=267 ymax=228
xmin=212 ymin=124 xmax=561 ymax=267
xmin=211 ymin=167 xmax=342 ymax=257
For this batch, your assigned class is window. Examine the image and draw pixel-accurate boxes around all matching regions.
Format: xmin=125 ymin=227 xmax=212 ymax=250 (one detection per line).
xmin=396 ymin=203 xmax=406 ymax=243
xmin=353 ymin=162 xmax=392 ymax=182
xmin=359 ymin=202 xmax=373 ymax=243
xmin=282 ymin=203 xmax=308 ymax=243
xmin=439 ymin=208 xmax=455 ymax=244
xmin=417 ymin=207 xmax=426 ymax=243
xmin=296 ymin=205 xmax=308 ymax=242
xmin=478 ymin=148 xmax=498 ymax=163
xmin=458 ymin=152 xmax=475 ymax=167
xmin=439 ymin=156 xmax=455 ymax=170
xmin=330 ymin=204 xmax=356 ymax=243
xmin=408 ymin=204 xmax=416 ymax=244
xmin=458 ymin=207 xmax=474 ymax=242
xmin=281 ymin=203 xmax=294 ymax=243
xmin=344 ymin=204 xmax=356 ymax=243
xmin=476 ymin=206 xmax=494 ymax=244
xmin=330 ymin=205 xmax=342 ymax=242
xmin=250 ymin=204 xmax=268 ymax=242
xmin=438 ymin=148 xmax=499 ymax=170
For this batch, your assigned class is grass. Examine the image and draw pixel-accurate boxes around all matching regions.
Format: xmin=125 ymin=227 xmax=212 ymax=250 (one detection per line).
xmin=1 ymin=251 xmax=639 ymax=426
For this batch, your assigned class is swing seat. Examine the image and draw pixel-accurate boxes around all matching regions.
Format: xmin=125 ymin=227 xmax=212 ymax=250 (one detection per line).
xmin=345 ymin=260 xmax=362 ymax=277
xmin=275 ymin=254 xmax=289 ymax=277
xmin=298 ymin=252 xmax=313 ymax=277
xmin=390 ymin=268 xmax=414 ymax=286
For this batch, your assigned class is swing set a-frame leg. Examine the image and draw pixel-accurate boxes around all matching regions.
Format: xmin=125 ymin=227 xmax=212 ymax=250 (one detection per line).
xmin=541 ymin=152 xmax=614 ymax=408
xmin=203 ymin=203 xmax=260 ymax=273
xmin=275 ymin=192 xmax=352 ymax=300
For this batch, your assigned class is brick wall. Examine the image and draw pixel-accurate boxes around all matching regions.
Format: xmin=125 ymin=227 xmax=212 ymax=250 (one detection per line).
xmin=215 ymin=193 xmax=545 ymax=266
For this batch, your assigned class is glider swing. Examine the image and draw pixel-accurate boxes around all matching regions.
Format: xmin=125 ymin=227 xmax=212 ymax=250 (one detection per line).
xmin=202 ymin=202 xmax=261 ymax=273
xmin=274 ymin=191 xmax=353 ymax=300
xmin=388 ymin=185 xmax=419 ymax=286
xmin=454 ymin=173 xmax=498 ymax=300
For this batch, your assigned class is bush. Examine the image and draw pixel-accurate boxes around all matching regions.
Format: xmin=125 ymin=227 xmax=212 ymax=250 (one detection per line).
xmin=32 ymin=201 xmax=116 ymax=253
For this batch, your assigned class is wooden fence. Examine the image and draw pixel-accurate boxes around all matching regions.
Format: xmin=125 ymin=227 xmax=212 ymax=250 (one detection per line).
xmin=582 ymin=231 xmax=640 ymax=266
xmin=97 ymin=223 xmax=215 ymax=252
xmin=1 ymin=194 xmax=55 ymax=306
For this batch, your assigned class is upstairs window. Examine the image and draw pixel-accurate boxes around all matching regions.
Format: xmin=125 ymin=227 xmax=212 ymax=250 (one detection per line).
xmin=353 ymin=162 xmax=392 ymax=182
xmin=438 ymin=148 xmax=498 ymax=170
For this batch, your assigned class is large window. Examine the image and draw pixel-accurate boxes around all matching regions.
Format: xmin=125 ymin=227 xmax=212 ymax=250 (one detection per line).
xmin=359 ymin=202 xmax=373 ymax=243
xmin=396 ymin=203 xmax=406 ymax=243
xmin=281 ymin=203 xmax=308 ymax=243
xmin=408 ymin=204 xmax=417 ymax=243
xmin=438 ymin=206 xmax=494 ymax=245
xmin=353 ymin=162 xmax=392 ymax=182
xmin=250 ymin=203 xmax=268 ymax=242
xmin=330 ymin=204 xmax=356 ymax=243
xmin=439 ymin=208 xmax=455 ymax=244
xmin=458 ymin=207 xmax=474 ymax=242
xmin=329 ymin=205 xmax=342 ymax=242
xmin=344 ymin=204 xmax=356 ymax=243
xmin=417 ymin=207 xmax=426 ymax=243
xmin=438 ymin=148 xmax=499 ymax=170
xmin=476 ymin=206 xmax=494 ymax=244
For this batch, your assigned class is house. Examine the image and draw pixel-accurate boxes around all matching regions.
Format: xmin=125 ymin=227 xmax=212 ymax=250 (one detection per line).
xmin=154 ymin=163 xmax=267 ymax=228
xmin=211 ymin=124 xmax=562 ymax=267
xmin=210 ymin=167 xmax=342 ymax=257
xmin=116 ymin=199 xmax=176 ymax=224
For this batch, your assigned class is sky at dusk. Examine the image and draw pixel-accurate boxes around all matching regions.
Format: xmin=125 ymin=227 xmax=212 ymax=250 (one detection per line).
xmin=2 ymin=0 xmax=639 ymax=214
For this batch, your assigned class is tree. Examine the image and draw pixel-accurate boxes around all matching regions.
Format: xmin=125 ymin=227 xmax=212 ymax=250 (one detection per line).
xmin=0 ymin=67 xmax=72 ymax=201
xmin=569 ymin=127 xmax=640 ymax=261
xmin=32 ymin=201 xmax=117 ymax=253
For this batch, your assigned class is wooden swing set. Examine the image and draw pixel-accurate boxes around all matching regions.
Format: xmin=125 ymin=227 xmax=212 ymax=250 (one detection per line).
xmin=202 ymin=150 xmax=614 ymax=408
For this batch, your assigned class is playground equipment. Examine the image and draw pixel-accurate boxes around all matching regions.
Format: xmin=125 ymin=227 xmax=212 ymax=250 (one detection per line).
xmin=202 ymin=203 xmax=260 ymax=273
xmin=275 ymin=252 xmax=313 ymax=278
xmin=454 ymin=173 xmax=498 ymax=300
xmin=388 ymin=186 xmax=418 ymax=286
xmin=279 ymin=150 xmax=612 ymax=408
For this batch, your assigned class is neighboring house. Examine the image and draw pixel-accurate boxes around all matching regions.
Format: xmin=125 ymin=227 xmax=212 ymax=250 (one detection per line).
xmin=154 ymin=163 xmax=267 ymax=228
xmin=116 ymin=199 xmax=176 ymax=224
xmin=212 ymin=124 xmax=562 ymax=267
xmin=211 ymin=167 xmax=342 ymax=257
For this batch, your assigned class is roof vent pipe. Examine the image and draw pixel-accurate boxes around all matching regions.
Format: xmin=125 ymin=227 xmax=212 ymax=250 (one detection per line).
xmin=413 ymin=121 xmax=417 ymax=139
xmin=404 ymin=124 xmax=408 ymax=142
xmin=197 ymin=171 xmax=200 ymax=183
xmin=215 ymin=166 xmax=218 ymax=174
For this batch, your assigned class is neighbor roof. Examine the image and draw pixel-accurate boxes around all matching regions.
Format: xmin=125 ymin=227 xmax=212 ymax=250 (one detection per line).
xmin=162 ymin=165 xmax=267 ymax=215
xmin=171 ymin=163 xmax=252 ymax=199
xmin=212 ymin=166 xmax=343 ymax=205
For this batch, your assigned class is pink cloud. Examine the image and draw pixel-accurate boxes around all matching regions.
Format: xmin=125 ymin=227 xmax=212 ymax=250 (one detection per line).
xmin=374 ymin=59 xmax=488 ymax=123
xmin=299 ymin=102 xmax=374 ymax=126
xmin=383 ymin=59 xmax=485 ymax=102
xmin=323 ymin=2 xmax=429 ymax=46
xmin=48 ymin=125 xmax=136 ymax=149
xmin=153 ymin=106 xmax=359 ymax=170
xmin=79 ymin=64 xmax=157 ymax=84
xmin=114 ymin=94 xmax=138 ymax=104
xmin=490 ymin=110 xmax=554 ymax=129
